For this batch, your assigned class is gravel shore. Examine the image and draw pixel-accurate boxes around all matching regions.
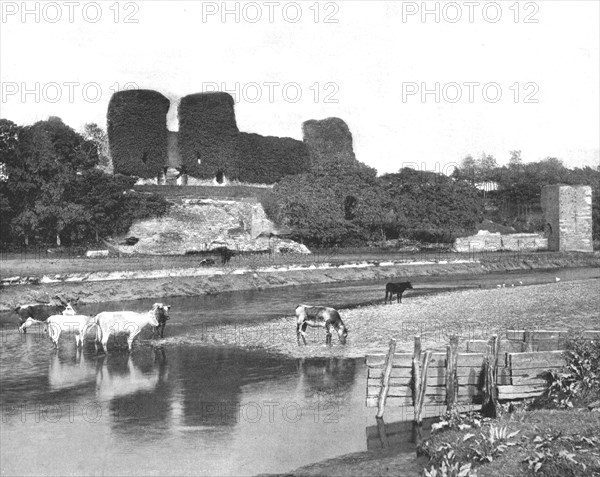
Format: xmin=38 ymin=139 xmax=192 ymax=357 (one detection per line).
xmin=187 ymin=278 xmax=600 ymax=358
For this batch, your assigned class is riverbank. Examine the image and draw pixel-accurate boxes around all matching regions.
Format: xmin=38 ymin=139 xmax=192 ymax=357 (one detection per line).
xmin=1 ymin=253 xmax=599 ymax=312
xmin=262 ymin=277 xmax=600 ymax=477
xmin=177 ymin=277 xmax=600 ymax=358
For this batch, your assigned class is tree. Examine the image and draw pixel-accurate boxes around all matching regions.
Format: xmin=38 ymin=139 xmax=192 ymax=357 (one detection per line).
xmin=508 ymin=150 xmax=522 ymax=167
xmin=17 ymin=118 xmax=99 ymax=245
xmin=264 ymin=173 xmax=348 ymax=245
xmin=478 ymin=153 xmax=498 ymax=181
xmin=83 ymin=122 xmax=112 ymax=174
xmin=380 ymin=168 xmax=485 ymax=242
xmin=1 ymin=116 xmax=170 ymax=246
xmin=263 ymin=158 xmax=391 ymax=246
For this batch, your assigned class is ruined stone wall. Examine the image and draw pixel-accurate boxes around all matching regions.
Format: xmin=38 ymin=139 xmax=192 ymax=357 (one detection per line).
xmin=541 ymin=185 xmax=593 ymax=252
xmin=454 ymin=230 xmax=547 ymax=252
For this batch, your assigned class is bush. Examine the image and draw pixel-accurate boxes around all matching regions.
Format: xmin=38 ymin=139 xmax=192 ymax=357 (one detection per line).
xmin=535 ymin=335 xmax=600 ymax=409
xmin=107 ymin=90 xmax=170 ymax=178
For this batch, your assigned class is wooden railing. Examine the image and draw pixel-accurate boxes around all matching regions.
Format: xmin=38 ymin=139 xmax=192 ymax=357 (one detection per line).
xmin=365 ymin=330 xmax=599 ymax=421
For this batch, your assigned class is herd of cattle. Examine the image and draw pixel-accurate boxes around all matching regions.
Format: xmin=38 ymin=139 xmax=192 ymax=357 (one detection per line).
xmin=12 ymin=281 xmax=413 ymax=350
xmin=14 ymin=302 xmax=171 ymax=352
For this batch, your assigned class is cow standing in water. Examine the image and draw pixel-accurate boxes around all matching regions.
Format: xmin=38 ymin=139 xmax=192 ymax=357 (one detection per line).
xmin=295 ymin=305 xmax=348 ymax=346
xmin=16 ymin=302 xmax=76 ymax=333
xmin=384 ymin=281 xmax=413 ymax=304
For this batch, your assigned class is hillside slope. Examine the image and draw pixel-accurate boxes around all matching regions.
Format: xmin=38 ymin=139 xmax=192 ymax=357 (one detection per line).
xmin=115 ymin=197 xmax=308 ymax=255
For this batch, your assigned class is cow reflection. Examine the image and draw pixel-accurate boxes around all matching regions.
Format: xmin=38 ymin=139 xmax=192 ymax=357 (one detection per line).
xmin=95 ymin=351 xmax=167 ymax=401
xmin=48 ymin=350 xmax=98 ymax=391
xmin=299 ymin=357 xmax=357 ymax=398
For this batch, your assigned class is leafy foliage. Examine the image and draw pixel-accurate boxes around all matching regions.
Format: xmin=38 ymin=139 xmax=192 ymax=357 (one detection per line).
xmin=178 ymin=92 xmax=239 ymax=179
xmin=380 ymin=168 xmax=485 ymax=242
xmin=82 ymin=122 xmax=112 ymax=173
xmin=263 ymin=158 xmax=392 ymax=246
xmin=454 ymin=155 xmax=600 ymax=238
xmin=178 ymin=92 xmax=310 ymax=182
xmin=1 ymin=117 xmax=171 ymax=246
xmin=107 ymin=89 xmax=170 ymax=178
xmin=536 ymin=336 xmax=600 ymax=408
xmin=523 ymin=432 xmax=600 ymax=475
xmin=421 ymin=415 xmax=520 ymax=476
xmin=237 ymin=133 xmax=310 ymax=183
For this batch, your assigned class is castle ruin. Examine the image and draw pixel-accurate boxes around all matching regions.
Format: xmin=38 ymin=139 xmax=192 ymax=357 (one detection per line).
xmin=541 ymin=185 xmax=593 ymax=252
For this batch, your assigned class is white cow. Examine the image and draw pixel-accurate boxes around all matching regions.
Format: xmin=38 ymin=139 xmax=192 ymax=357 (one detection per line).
xmin=94 ymin=303 xmax=170 ymax=352
xmin=46 ymin=313 xmax=96 ymax=348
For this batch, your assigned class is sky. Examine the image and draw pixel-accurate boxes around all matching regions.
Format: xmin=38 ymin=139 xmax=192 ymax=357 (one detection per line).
xmin=1 ymin=1 xmax=599 ymax=175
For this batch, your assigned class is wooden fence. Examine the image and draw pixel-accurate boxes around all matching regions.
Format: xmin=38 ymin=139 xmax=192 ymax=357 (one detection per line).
xmin=365 ymin=330 xmax=599 ymax=422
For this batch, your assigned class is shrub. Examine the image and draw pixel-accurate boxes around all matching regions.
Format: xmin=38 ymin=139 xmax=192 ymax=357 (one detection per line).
xmin=536 ymin=335 xmax=600 ymax=408
xmin=107 ymin=90 xmax=170 ymax=178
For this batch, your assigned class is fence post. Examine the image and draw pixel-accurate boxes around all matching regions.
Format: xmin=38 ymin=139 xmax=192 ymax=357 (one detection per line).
xmin=524 ymin=330 xmax=534 ymax=352
xmin=415 ymin=350 xmax=433 ymax=424
xmin=445 ymin=335 xmax=459 ymax=411
xmin=376 ymin=416 xmax=389 ymax=448
xmin=412 ymin=335 xmax=422 ymax=405
xmin=482 ymin=334 xmax=500 ymax=417
xmin=376 ymin=338 xmax=397 ymax=419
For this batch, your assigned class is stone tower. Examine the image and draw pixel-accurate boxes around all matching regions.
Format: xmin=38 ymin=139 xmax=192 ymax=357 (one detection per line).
xmin=541 ymin=185 xmax=593 ymax=252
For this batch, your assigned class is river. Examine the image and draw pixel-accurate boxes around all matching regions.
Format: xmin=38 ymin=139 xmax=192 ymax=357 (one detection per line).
xmin=1 ymin=267 xmax=598 ymax=476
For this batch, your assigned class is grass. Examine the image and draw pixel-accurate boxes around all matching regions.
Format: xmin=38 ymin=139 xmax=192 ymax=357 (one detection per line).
xmin=1 ymin=248 xmax=596 ymax=280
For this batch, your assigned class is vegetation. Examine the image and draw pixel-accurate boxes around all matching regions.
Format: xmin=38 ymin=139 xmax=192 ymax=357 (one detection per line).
xmin=0 ymin=117 xmax=170 ymax=246
xmin=262 ymin=158 xmax=396 ymax=246
xmin=237 ymin=132 xmax=310 ymax=183
xmin=380 ymin=168 xmax=485 ymax=243
xmin=178 ymin=92 xmax=239 ymax=179
xmin=263 ymin=164 xmax=485 ymax=247
xmin=453 ymin=152 xmax=600 ymax=240
xmin=419 ymin=337 xmax=600 ymax=477
xmin=82 ymin=122 xmax=112 ymax=174
xmin=536 ymin=336 xmax=600 ymax=409
xmin=177 ymin=92 xmax=310 ymax=182
xmin=3 ymin=106 xmax=597 ymax=250
xmin=107 ymin=89 xmax=170 ymax=178
xmin=262 ymin=147 xmax=598 ymax=247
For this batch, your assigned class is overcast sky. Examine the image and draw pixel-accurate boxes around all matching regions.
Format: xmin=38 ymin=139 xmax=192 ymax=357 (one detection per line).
xmin=1 ymin=1 xmax=598 ymax=174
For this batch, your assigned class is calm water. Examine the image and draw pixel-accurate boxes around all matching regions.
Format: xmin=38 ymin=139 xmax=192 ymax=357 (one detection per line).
xmin=1 ymin=267 xmax=598 ymax=476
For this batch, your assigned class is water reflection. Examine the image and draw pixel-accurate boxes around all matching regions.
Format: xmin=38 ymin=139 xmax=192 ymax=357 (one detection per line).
xmin=299 ymin=357 xmax=357 ymax=398
xmin=95 ymin=351 xmax=166 ymax=401
xmin=48 ymin=350 xmax=98 ymax=391
xmin=365 ymin=417 xmax=433 ymax=451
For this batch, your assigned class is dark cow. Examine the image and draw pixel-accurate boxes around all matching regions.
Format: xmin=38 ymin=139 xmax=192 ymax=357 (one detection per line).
xmin=15 ymin=302 xmax=73 ymax=333
xmin=295 ymin=305 xmax=348 ymax=346
xmin=152 ymin=304 xmax=171 ymax=339
xmin=384 ymin=281 xmax=413 ymax=304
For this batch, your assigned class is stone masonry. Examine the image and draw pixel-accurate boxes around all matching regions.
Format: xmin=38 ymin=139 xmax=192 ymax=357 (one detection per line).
xmin=541 ymin=185 xmax=593 ymax=252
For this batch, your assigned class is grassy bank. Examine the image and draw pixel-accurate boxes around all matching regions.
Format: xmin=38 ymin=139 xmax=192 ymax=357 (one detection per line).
xmin=1 ymin=252 xmax=599 ymax=313
xmin=1 ymin=250 xmax=598 ymax=280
